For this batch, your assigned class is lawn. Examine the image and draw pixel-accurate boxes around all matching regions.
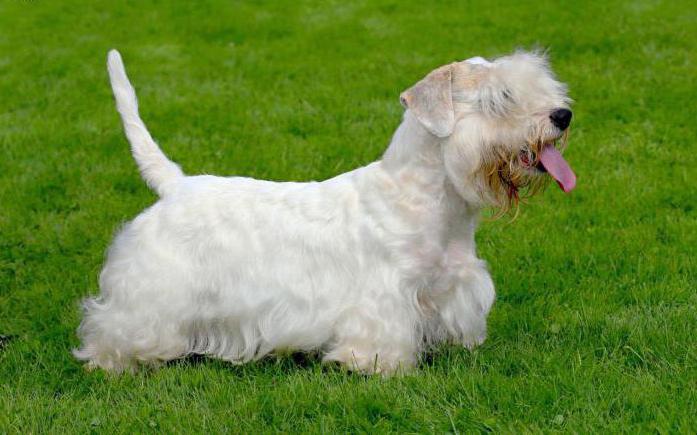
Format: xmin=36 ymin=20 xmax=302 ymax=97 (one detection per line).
xmin=1 ymin=0 xmax=696 ymax=432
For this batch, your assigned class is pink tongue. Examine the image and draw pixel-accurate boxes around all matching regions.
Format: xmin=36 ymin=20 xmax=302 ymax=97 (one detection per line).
xmin=539 ymin=145 xmax=576 ymax=193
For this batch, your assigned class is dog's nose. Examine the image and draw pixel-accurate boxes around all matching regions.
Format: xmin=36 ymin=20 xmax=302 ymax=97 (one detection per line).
xmin=550 ymin=108 xmax=572 ymax=130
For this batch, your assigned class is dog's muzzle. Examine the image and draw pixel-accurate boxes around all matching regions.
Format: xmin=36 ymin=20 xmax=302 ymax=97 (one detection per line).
xmin=550 ymin=108 xmax=572 ymax=131
xmin=520 ymin=139 xmax=576 ymax=193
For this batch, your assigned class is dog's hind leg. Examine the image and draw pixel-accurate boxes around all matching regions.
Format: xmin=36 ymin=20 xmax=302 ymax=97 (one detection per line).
xmin=73 ymin=297 xmax=191 ymax=373
xmin=73 ymin=224 xmax=193 ymax=372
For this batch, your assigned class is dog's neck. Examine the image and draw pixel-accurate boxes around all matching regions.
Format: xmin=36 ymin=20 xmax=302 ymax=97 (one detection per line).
xmin=381 ymin=111 xmax=439 ymax=170
xmin=378 ymin=111 xmax=481 ymax=250
xmin=381 ymin=111 xmax=480 ymax=209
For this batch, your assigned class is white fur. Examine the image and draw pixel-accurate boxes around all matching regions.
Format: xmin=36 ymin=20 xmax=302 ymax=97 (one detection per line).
xmin=74 ymin=50 xmax=571 ymax=374
xmin=465 ymin=56 xmax=492 ymax=67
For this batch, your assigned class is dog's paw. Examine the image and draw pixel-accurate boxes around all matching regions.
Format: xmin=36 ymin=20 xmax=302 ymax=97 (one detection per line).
xmin=323 ymin=347 xmax=415 ymax=376
xmin=460 ymin=331 xmax=487 ymax=350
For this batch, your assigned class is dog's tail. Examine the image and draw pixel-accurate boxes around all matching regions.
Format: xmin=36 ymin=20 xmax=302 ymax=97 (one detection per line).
xmin=107 ymin=49 xmax=183 ymax=196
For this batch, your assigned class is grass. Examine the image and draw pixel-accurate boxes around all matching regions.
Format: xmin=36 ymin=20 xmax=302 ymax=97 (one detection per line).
xmin=1 ymin=0 xmax=696 ymax=431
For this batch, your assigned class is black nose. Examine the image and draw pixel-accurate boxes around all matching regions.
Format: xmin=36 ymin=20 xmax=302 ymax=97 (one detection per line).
xmin=550 ymin=108 xmax=572 ymax=130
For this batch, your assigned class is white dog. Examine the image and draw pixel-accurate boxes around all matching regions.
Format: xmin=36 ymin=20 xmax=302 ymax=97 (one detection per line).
xmin=74 ymin=49 xmax=575 ymax=374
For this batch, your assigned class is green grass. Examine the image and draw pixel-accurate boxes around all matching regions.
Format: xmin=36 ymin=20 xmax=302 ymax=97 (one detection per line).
xmin=1 ymin=0 xmax=696 ymax=431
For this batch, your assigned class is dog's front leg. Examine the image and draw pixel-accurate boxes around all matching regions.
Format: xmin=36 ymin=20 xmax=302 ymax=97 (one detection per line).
xmin=323 ymin=296 xmax=420 ymax=375
xmin=433 ymin=259 xmax=496 ymax=349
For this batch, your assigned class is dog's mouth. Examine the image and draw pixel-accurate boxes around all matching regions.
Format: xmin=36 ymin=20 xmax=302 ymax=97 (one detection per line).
xmin=481 ymin=132 xmax=575 ymax=216
xmin=519 ymin=138 xmax=576 ymax=193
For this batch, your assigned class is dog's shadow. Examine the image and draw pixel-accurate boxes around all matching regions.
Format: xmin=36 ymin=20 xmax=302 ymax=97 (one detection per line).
xmin=164 ymin=346 xmax=460 ymax=377
xmin=165 ymin=351 xmax=333 ymax=376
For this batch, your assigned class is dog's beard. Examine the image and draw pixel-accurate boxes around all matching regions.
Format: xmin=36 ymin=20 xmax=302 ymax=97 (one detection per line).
xmin=481 ymin=130 xmax=569 ymax=218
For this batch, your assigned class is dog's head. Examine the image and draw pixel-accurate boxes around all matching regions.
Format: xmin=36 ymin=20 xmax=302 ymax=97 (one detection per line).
xmin=400 ymin=51 xmax=575 ymax=214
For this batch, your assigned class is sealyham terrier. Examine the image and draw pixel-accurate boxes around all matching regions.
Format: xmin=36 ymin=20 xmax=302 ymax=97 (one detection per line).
xmin=74 ymin=49 xmax=575 ymax=374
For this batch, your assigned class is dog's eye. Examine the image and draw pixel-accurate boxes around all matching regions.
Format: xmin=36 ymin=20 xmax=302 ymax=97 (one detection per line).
xmin=478 ymin=90 xmax=514 ymax=117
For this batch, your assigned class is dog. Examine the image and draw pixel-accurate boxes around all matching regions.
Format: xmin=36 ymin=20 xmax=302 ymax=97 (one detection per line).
xmin=74 ymin=49 xmax=575 ymax=374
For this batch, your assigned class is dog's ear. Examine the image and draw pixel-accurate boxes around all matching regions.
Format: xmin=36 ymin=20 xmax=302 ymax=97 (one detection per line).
xmin=400 ymin=64 xmax=454 ymax=138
